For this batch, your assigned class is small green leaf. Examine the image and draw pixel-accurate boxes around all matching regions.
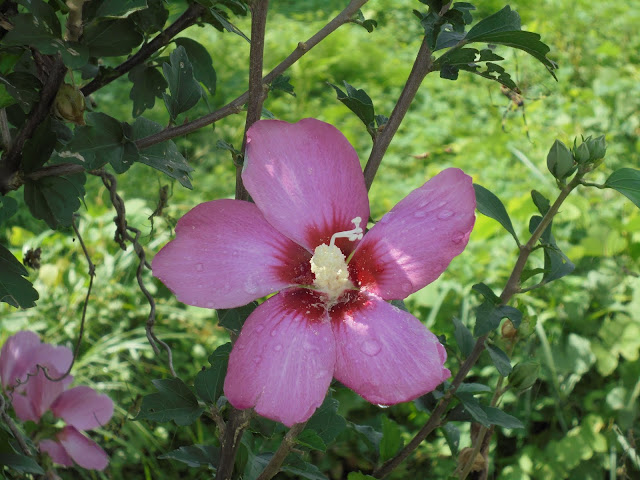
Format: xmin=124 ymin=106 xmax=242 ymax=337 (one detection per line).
xmin=471 ymin=282 xmax=500 ymax=304
xmin=174 ymin=38 xmax=217 ymax=96
xmin=440 ymin=423 xmax=460 ymax=456
xmin=296 ymin=429 xmax=327 ymax=452
xmin=474 ymin=301 xmax=522 ymax=336
xmin=159 ymin=444 xmax=219 ymax=468
xmin=604 ymin=168 xmax=640 ymax=209
xmin=350 ymin=423 xmax=382 ymax=450
xmin=205 ymin=8 xmax=250 ymax=42
xmin=453 ymin=317 xmax=474 ymax=358
xmin=270 ymin=74 xmax=296 ymax=96
xmin=485 ymin=343 xmax=512 ymax=376
xmin=281 ymin=454 xmax=328 ymax=480
xmin=529 ymin=216 xmax=575 ymax=283
xmin=131 ymin=117 xmax=193 ymax=188
xmin=82 ymin=18 xmax=142 ymax=57
xmin=131 ymin=0 xmax=169 ymax=34
xmin=508 ymin=360 xmax=540 ymax=392
xmin=348 ymin=473 xmax=377 ymax=480
xmin=379 ymin=416 xmax=403 ymax=462
xmin=24 ymin=173 xmax=86 ymax=229
xmin=328 ymin=81 xmax=375 ymax=131
xmin=465 ymin=5 xmax=520 ymax=40
xmin=0 ymin=453 xmax=45 ymax=475
xmin=483 ymin=406 xmax=524 ymax=429
xmin=135 ymin=378 xmax=204 ymax=426
xmin=0 ymin=244 xmax=39 ymax=308
xmin=456 ymin=383 xmax=492 ymax=394
xmin=473 ymin=184 xmax=519 ymax=245
xmin=194 ymin=343 xmax=231 ymax=404
xmin=21 ymin=117 xmax=56 ymax=173
xmin=0 ymin=196 xmax=18 ymax=225
xmin=162 ymin=46 xmax=202 ymax=121
xmin=0 ymin=72 xmax=41 ymax=112
xmin=216 ymin=302 xmax=257 ymax=334
xmin=531 ymin=190 xmax=551 ymax=215
xmin=304 ymin=397 xmax=346 ymax=445
xmin=454 ymin=392 xmax=490 ymax=427
xmin=128 ymin=64 xmax=168 ymax=117
xmin=93 ymin=0 xmax=148 ymax=18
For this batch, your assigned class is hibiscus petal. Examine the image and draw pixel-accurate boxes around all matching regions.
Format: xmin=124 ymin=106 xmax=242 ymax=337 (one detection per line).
xmin=52 ymin=386 xmax=114 ymax=430
xmin=331 ymin=292 xmax=450 ymax=405
xmin=243 ymin=119 xmax=370 ymax=253
xmin=152 ymin=199 xmax=313 ymax=309
xmin=24 ymin=370 xmax=73 ymax=421
xmin=11 ymin=391 xmax=39 ymax=423
xmin=350 ymin=168 xmax=475 ymax=299
xmin=0 ymin=331 xmax=40 ymax=389
xmin=224 ymin=289 xmax=335 ymax=427
xmin=57 ymin=426 xmax=109 ymax=470
xmin=40 ymin=439 xmax=74 ymax=467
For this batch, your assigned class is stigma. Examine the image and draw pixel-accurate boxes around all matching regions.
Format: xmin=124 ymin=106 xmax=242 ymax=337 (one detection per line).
xmin=310 ymin=217 xmax=363 ymax=301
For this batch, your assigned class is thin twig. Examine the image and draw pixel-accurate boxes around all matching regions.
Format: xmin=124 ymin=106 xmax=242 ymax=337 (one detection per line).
xmin=236 ymin=0 xmax=270 ymax=201
xmin=216 ymin=408 xmax=253 ymax=480
xmin=256 ymin=422 xmax=307 ymax=480
xmin=363 ymin=35 xmax=434 ymax=190
xmin=209 ymin=405 xmax=226 ymax=434
xmin=0 ymin=394 xmax=32 ymax=456
xmin=0 ymin=108 xmax=10 ymax=149
xmin=373 ymin=175 xmax=585 ymax=478
xmin=81 ymin=4 xmax=206 ymax=96
xmin=96 ymin=170 xmax=176 ymax=377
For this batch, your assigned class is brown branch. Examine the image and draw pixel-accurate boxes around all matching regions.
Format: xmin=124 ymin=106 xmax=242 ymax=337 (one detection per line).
xmin=132 ymin=0 xmax=368 ymax=150
xmin=236 ymin=0 xmax=270 ymax=201
xmin=363 ymin=35 xmax=434 ymax=191
xmin=80 ymin=3 xmax=206 ymax=97
xmin=216 ymin=408 xmax=253 ymax=480
xmin=256 ymin=422 xmax=307 ymax=480
xmin=373 ymin=175 xmax=584 ymax=478
xmin=0 ymin=56 xmax=66 ymax=195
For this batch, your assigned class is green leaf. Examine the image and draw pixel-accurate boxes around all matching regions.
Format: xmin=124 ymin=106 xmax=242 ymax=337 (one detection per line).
xmin=453 ymin=317 xmax=474 ymax=358
xmin=24 ymin=173 xmax=86 ymax=229
xmin=135 ymin=378 xmax=204 ymax=426
xmin=0 ymin=244 xmax=39 ymax=308
xmin=529 ymin=216 xmax=575 ymax=283
xmin=194 ymin=343 xmax=231 ymax=404
xmin=58 ymin=112 xmax=130 ymax=171
xmin=2 ymin=14 xmax=61 ymax=53
xmin=604 ymin=168 xmax=640 ymax=209
xmin=483 ymin=406 xmax=524 ymax=429
xmin=380 ymin=416 xmax=403 ymax=462
xmin=1 ymin=72 xmax=41 ymax=112
xmin=350 ymin=422 xmax=382 ymax=450
xmin=296 ymin=429 xmax=326 ymax=452
xmin=128 ymin=64 xmax=168 ymax=117
xmin=130 ymin=0 xmax=169 ymax=34
xmin=473 ymin=184 xmax=519 ymax=245
xmin=216 ymin=302 xmax=258 ymax=334
xmin=93 ymin=0 xmax=148 ymax=18
xmin=0 ymin=196 xmax=18 ymax=225
xmin=0 ymin=453 xmax=45 ymax=475
xmin=531 ymin=190 xmax=551 ymax=215
xmin=162 ymin=46 xmax=202 ymax=121
xmin=348 ymin=473 xmax=377 ymax=480
xmin=454 ymin=392 xmax=490 ymax=427
xmin=281 ymin=454 xmax=328 ymax=480
xmin=270 ymin=74 xmax=296 ymax=96
xmin=456 ymin=383 xmax=492 ymax=394
xmin=174 ymin=38 xmax=217 ymax=96
xmin=471 ymin=282 xmax=500 ymax=304
xmin=82 ymin=18 xmax=143 ymax=57
xmin=131 ymin=117 xmax=193 ymax=188
xmin=20 ymin=118 xmax=56 ymax=173
xmin=465 ymin=6 xmax=521 ymax=40
xmin=158 ymin=444 xmax=219 ymax=468
xmin=474 ymin=301 xmax=522 ymax=336
xmin=304 ymin=397 xmax=346 ymax=445
xmin=485 ymin=343 xmax=512 ymax=376
xmin=206 ymin=8 xmax=250 ymax=42
xmin=328 ymin=81 xmax=375 ymax=130
xmin=440 ymin=423 xmax=460 ymax=456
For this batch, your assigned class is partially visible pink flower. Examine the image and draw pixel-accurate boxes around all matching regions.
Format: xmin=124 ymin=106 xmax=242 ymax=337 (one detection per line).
xmin=153 ymin=118 xmax=476 ymax=426
xmin=0 ymin=331 xmax=113 ymax=470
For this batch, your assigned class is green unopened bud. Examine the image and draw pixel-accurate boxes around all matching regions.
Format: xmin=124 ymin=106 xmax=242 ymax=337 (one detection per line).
xmin=573 ymin=141 xmax=590 ymax=164
xmin=53 ymin=83 xmax=86 ymax=125
xmin=508 ymin=360 xmax=540 ymax=392
xmin=586 ymin=135 xmax=607 ymax=161
xmin=547 ymin=140 xmax=575 ymax=179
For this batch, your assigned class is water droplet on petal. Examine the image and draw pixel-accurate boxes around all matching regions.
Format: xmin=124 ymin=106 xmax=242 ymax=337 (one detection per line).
xmin=360 ymin=339 xmax=382 ymax=357
xmin=195 ymin=263 xmax=204 ymax=272
xmin=314 ymin=369 xmax=328 ymax=379
xmin=274 ymin=344 xmax=282 ymax=351
xmin=376 ymin=404 xmax=390 ymax=409
xmin=255 ymin=325 xmax=265 ymax=333
xmin=452 ymin=231 xmax=466 ymax=244
xmin=253 ymin=355 xmax=261 ymax=364
xmin=270 ymin=329 xmax=278 ymax=337
xmin=438 ymin=209 xmax=454 ymax=220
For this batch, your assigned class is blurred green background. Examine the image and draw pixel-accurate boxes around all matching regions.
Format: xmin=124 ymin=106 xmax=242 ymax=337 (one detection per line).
xmin=2 ymin=0 xmax=640 ymax=478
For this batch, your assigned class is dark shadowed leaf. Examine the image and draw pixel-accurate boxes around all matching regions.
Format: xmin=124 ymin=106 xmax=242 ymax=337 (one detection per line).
xmin=379 ymin=416 xmax=403 ymax=462
xmin=483 ymin=406 xmax=524 ymax=429
xmin=0 ymin=245 xmax=39 ymax=308
xmin=474 ymin=301 xmax=522 ymax=336
xmin=174 ymin=38 xmax=217 ymax=95
xmin=296 ymin=429 xmax=326 ymax=452
xmin=216 ymin=302 xmax=258 ymax=334
xmin=21 ymin=117 xmax=56 ymax=173
xmin=328 ymin=81 xmax=375 ymax=130
xmin=24 ymin=173 xmax=86 ymax=229
xmin=441 ymin=423 xmax=460 ymax=456
xmin=304 ymin=397 xmax=346 ymax=445
xmin=485 ymin=343 xmax=512 ymax=376
xmin=350 ymin=422 xmax=382 ymax=450
xmin=131 ymin=0 xmax=169 ymax=34
xmin=529 ymin=216 xmax=575 ymax=283
xmin=0 ymin=196 xmax=18 ymax=225
xmin=129 ymin=64 xmax=168 ymax=117
xmin=158 ymin=444 xmax=219 ymax=468
xmin=82 ymin=18 xmax=142 ymax=57
xmin=135 ymin=378 xmax=204 ymax=426
xmin=531 ymin=190 xmax=551 ymax=215
xmin=270 ymin=74 xmax=296 ymax=96
xmin=347 ymin=473 xmax=377 ymax=480
xmin=453 ymin=317 xmax=474 ymax=357
xmin=195 ymin=343 xmax=231 ymax=404
xmin=282 ymin=454 xmax=328 ymax=480
xmin=162 ymin=46 xmax=202 ymax=120
xmin=0 ymin=453 xmax=44 ymax=474
xmin=94 ymin=0 xmax=148 ymax=18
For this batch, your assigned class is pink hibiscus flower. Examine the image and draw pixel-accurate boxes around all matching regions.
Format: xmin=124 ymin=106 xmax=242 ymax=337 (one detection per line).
xmin=0 ymin=331 xmax=113 ymax=470
xmin=152 ymin=118 xmax=476 ymax=426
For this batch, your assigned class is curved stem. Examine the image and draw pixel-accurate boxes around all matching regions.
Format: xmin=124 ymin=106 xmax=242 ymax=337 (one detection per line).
xmin=256 ymin=422 xmax=307 ymax=480
xmin=363 ymin=35 xmax=434 ymax=191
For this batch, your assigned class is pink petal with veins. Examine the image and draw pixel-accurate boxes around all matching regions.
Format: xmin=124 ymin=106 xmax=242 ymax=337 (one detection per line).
xmin=52 ymin=386 xmax=114 ymax=430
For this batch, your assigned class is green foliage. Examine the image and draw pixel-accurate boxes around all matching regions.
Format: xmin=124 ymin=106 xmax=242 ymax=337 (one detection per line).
xmin=135 ymin=378 xmax=205 ymax=426
xmin=604 ymin=168 xmax=640 ymax=209
xmin=0 ymin=244 xmax=38 ymax=308
xmin=194 ymin=342 xmax=231 ymax=404
xmin=23 ymin=173 xmax=86 ymax=229
xmin=162 ymin=46 xmax=202 ymax=122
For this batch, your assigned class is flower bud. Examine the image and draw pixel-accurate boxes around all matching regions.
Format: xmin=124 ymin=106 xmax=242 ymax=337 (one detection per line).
xmin=547 ymin=139 xmax=575 ymax=179
xmin=586 ymin=135 xmax=606 ymax=161
xmin=508 ymin=360 xmax=540 ymax=392
xmin=573 ymin=141 xmax=590 ymax=164
xmin=53 ymin=83 xmax=86 ymax=126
